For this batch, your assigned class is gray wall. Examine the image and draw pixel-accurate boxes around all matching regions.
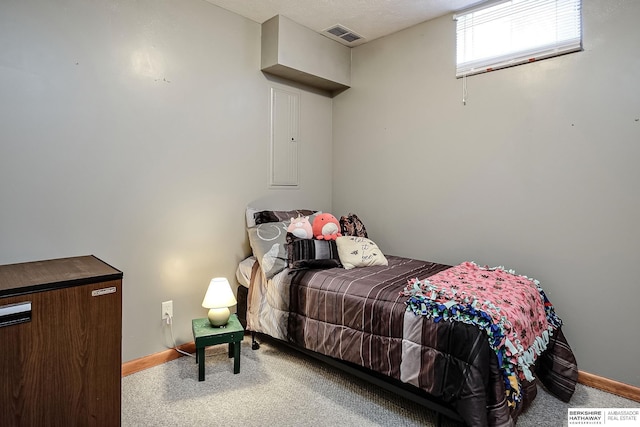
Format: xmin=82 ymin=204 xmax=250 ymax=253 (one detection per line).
xmin=0 ymin=0 xmax=333 ymax=362
xmin=333 ymin=0 xmax=640 ymax=387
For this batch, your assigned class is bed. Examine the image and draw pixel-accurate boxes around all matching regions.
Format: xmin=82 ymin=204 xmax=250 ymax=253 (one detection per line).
xmin=237 ymin=209 xmax=578 ymax=427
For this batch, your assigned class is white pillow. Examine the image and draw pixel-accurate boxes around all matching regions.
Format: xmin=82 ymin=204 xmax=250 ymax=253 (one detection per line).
xmin=336 ymin=236 xmax=388 ymax=270
xmin=245 ymin=207 xmax=320 ymax=228
xmin=245 ymin=207 xmax=260 ymax=228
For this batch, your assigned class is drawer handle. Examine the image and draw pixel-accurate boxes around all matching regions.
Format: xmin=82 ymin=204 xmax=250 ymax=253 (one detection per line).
xmin=0 ymin=301 xmax=32 ymax=328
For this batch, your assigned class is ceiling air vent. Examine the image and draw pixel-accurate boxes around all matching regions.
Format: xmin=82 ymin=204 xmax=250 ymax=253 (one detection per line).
xmin=323 ymin=24 xmax=363 ymax=45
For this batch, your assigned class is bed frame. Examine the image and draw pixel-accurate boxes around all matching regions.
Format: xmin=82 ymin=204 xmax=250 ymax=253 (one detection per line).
xmin=236 ymin=285 xmax=465 ymax=427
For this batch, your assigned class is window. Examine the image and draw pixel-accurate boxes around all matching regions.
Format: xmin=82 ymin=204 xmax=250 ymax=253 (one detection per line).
xmin=455 ymin=0 xmax=582 ymax=77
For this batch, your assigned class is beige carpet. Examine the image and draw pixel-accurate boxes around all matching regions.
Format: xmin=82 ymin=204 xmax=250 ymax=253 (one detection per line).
xmin=122 ymin=337 xmax=637 ymax=426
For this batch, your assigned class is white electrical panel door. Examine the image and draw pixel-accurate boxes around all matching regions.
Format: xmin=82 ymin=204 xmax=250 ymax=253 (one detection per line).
xmin=270 ymin=86 xmax=300 ymax=187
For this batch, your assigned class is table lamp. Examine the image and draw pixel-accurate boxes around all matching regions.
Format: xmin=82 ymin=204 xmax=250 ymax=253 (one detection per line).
xmin=201 ymin=277 xmax=237 ymax=327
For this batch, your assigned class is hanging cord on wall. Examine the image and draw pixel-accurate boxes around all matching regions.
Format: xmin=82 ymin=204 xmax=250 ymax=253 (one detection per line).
xmin=167 ymin=314 xmax=195 ymax=358
xmin=462 ymin=74 xmax=468 ymax=106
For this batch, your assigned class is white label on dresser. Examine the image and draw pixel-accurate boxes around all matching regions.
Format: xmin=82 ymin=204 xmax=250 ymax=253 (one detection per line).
xmin=92 ymin=286 xmax=117 ymax=297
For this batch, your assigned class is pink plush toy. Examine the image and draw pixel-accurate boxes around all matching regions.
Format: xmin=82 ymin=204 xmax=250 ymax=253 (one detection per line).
xmin=312 ymin=213 xmax=342 ymax=240
xmin=287 ymin=216 xmax=313 ymax=239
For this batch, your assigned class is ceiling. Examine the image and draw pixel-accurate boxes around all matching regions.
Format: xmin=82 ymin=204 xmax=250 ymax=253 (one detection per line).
xmin=203 ymin=0 xmax=486 ymax=46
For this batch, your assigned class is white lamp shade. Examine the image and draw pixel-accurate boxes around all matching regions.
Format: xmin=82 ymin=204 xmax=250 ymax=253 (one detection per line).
xmin=202 ymin=277 xmax=237 ymax=309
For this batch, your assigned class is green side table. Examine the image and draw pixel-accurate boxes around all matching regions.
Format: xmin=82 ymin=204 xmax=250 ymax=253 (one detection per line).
xmin=192 ymin=314 xmax=244 ymax=381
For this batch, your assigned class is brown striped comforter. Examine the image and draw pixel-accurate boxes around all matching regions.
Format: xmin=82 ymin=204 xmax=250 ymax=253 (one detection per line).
xmin=247 ymin=255 xmax=578 ymax=426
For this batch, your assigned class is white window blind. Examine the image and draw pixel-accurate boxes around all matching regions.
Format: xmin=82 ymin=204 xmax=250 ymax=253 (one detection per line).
xmin=455 ymin=0 xmax=582 ymax=77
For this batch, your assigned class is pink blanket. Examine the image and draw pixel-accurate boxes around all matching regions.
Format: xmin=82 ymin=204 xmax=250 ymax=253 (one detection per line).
xmin=402 ymin=261 xmax=559 ymax=406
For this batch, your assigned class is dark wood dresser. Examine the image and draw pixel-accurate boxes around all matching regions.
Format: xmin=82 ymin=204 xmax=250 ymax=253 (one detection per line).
xmin=0 ymin=255 xmax=123 ymax=426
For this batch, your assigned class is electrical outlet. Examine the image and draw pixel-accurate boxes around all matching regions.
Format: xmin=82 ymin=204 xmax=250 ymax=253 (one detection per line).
xmin=161 ymin=300 xmax=173 ymax=320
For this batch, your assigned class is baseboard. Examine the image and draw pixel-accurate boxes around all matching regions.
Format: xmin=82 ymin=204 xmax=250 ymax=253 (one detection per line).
xmin=578 ymin=370 xmax=640 ymax=403
xmin=121 ymin=342 xmax=195 ymax=377
xmin=121 ymin=345 xmax=640 ymax=403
